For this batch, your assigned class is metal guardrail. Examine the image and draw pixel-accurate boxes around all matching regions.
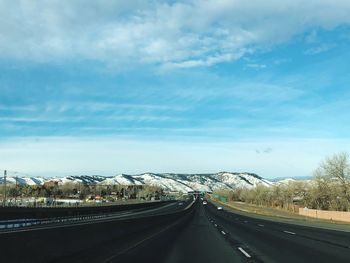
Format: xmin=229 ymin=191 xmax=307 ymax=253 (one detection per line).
xmin=0 ymin=199 xmax=186 ymax=231
xmin=1 ymin=199 xmax=166 ymax=208
xmin=0 ymin=210 xmax=137 ymax=231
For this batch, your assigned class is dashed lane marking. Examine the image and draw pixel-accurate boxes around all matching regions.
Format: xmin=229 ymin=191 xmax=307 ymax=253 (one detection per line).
xmin=283 ymin=230 xmax=296 ymax=235
xmin=238 ymin=247 xmax=251 ymax=258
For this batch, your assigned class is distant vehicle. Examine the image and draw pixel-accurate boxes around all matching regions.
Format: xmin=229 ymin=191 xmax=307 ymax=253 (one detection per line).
xmin=178 ymin=202 xmax=183 ymax=205
xmin=202 ymin=201 xmax=207 ymax=205
xmin=217 ymin=206 xmax=223 ymax=210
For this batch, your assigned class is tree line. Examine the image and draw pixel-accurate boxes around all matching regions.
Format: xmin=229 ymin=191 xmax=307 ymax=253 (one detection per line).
xmin=0 ymin=182 xmax=165 ymax=205
xmin=214 ymin=152 xmax=350 ymax=212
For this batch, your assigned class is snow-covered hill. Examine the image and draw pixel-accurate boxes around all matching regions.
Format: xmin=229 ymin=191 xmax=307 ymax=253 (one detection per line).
xmin=0 ymin=172 xmax=272 ymax=193
xmin=0 ymin=176 xmax=46 ymax=186
xmin=274 ymin=178 xmax=297 ymax=185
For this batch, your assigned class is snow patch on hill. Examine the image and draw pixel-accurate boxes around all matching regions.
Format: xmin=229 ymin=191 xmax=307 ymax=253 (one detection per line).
xmin=100 ymin=174 xmax=143 ymax=186
xmin=0 ymin=172 xmax=273 ymax=193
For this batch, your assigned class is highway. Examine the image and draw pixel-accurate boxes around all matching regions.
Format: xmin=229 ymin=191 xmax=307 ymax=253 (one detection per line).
xmin=160 ymin=200 xmax=246 ymax=263
xmin=112 ymin=198 xmax=350 ymax=263
xmin=96 ymin=198 xmax=246 ymax=263
xmin=2 ymin=196 xmax=350 ymax=262
xmin=0 ymin=198 xmax=194 ymax=263
xmin=204 ymin=200 xmax=350 ymax=263
xmin=0 ymin=200 xmax=184 ymax=232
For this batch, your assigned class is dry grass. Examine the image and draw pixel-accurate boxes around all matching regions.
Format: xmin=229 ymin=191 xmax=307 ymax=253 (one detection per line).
xmin=209 ymin=197 xmax=350 ymax=226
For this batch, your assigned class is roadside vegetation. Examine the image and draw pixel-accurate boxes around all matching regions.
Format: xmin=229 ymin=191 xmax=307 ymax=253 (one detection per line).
xmin=0 ymin=182 xmax=165 ymax=207
xmin=214 ymin=152 xmax=350 ymax=212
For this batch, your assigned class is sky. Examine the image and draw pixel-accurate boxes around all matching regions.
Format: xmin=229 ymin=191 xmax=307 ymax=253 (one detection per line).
xmin=1 ymin=0 xmax=350 ymax=178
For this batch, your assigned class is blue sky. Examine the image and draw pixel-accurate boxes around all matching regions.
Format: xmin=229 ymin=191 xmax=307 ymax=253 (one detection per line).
xmin=1 ymin=0 xmax=350 ymax=178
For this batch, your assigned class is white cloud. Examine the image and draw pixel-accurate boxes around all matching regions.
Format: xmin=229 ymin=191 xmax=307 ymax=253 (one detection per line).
xmin=304 ymin=44 xmax=335 ymax=55
xmin=0 ymin=0 xmax=350 ymax=68
xmin=173 ymin=82 xmax=304 ymax=102
xmin=0 ymin=104 xmax=38 ymax=111
xmin=246 ymin=63 xmax=267 ymax=69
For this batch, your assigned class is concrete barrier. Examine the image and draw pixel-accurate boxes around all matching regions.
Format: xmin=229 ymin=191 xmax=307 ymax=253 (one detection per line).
xmin=299 ymin=207 xmax=350 ymax=222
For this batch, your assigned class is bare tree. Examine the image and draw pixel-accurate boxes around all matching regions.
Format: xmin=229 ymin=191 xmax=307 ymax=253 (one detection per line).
xmin=314 ymin=152 xmax=350 ymax=210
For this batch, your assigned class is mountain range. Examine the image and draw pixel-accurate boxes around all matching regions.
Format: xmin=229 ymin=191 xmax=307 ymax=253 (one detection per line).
xmin=0 ymin=172 xmax=273 ymax=193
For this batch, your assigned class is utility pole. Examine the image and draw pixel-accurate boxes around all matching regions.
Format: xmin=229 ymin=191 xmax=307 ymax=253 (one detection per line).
xmin=3 ymin=170 xmax=7 ymax=207
xmin=15 ymin=175 xmax=18 ymax=206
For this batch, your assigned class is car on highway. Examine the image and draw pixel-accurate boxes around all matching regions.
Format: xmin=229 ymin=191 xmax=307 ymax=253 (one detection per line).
xmin=202 ymin=201 xmax=207 ymax=205
xmin=178 ymin=202 xmax=183 ymax=205
xmin=217 ymin=206 xmax=223 ymax=210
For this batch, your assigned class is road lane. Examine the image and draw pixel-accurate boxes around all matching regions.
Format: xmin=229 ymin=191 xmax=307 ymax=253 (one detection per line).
xmin=0 ymin=198 xmax=195 ymax=263
xmin=163 ymin=202 xmax=244 ymax=263
xmin=0 ymin=199 xmax=190 ymax=234
xmin=205 ymin=201 xmax=350 ymax=263
xmin=6 ymin=196 xmax=350 ymax=263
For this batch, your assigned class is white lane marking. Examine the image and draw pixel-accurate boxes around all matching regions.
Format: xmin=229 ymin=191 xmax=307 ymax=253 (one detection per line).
xmin=221 ymin=230 xmax=226 ymax=235
xmin=238 ymin=247 xmax=251 ymax=258
xmin=214 ymin=224 xmax=217 ymax=227
xmin=258 ymin=224 xmax=264 ymax=227
xmin=283 ymin=230 xmax=296 ymax=235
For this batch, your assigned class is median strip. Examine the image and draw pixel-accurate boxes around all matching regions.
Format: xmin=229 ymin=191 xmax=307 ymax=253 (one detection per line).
xmin=238 ymin=247 xmax=251 ymax=258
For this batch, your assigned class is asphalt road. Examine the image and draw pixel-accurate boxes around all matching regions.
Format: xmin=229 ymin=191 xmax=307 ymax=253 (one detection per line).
xmin=162 ymin=201 xmax=245 ymax=263
xmin=119 ymin=198 xmax=350 ymax=263
xmin=0 ymin=198 xmax=194 ymax=263
xmin=204 ymin=201 xmax=350 ymax=263
xmin=109 ymin=199 xmax=246 ymax=263
xmin=0 ymin=199 xmax=188 ymax=234
xmin=3 ymin=196 xmax=350 ymax=263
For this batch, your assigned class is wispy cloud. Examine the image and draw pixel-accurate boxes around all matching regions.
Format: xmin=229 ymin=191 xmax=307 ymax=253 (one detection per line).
xmin=0 ymin=117 xmax=70 ymax=123
xmin=1 ymin=1 xmax=350 ymax=68
xmin=0 ymin=114 xmax=181 ymax=124
xmin=0 ymin=104 xmax=38 ymax=112
xmin=246 ymin=63 xmax=267 ymax=69
xmin=1 ymin=1 xmax=350 ymax=179
xmin=163 ymin=52 xmax=247 ymax=69
xmin=256 ymin=147 xmax=273 ymax=154
xmin=304 ymin=44 xmax=335 ymax=55
xmin=173 ymin=82 xmax=304 ymax=102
